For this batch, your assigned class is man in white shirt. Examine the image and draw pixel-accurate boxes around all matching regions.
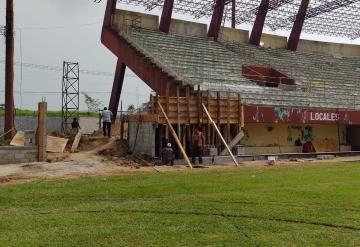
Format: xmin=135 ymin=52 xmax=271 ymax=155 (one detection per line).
xmin=100 ymin=107 xmax=113 ymax=138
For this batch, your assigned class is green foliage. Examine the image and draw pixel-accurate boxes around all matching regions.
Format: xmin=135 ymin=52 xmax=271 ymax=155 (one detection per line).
xmin=0 ymin=109 xmax=98 ymax=117
xmin=82 ymin=92 xmax=102 ymax=113
xmin=0 ymin=163 xmax=359 ymax=246
xmin=127 ymin=104 xmax=136 ymax=114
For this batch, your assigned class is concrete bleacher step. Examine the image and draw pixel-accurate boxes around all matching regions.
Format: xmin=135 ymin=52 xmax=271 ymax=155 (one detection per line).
xmin=113 ymin=25 xmax=360 ymax=109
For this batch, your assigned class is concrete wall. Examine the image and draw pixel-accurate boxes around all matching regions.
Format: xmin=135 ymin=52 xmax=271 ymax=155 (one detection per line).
xmin=0 ymin=116 xmax=61 ymax=134
xmin=128 ymin=121 xmax=156 ymax=156
xmin=0 ymin=146 xmax=37 ymax=165
xmin=297 ymin=39 xmax=360 ymax=57
xmin=169 ymin=19 xmax=207 ymax=37
xmin=113 ymin=9 xmax=159 ymax=30
xmin=219 ymin=27 xmax=249 ymax=43
xmin=260 ymin=33 xmax=287 ymax=49
xmin=0 ymin=116 xmax=98 ymax=135
xmin=242 ymin=123 xmax=347 ymax=155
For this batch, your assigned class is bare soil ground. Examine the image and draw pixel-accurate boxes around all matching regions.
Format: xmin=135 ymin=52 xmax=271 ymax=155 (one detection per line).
xmin=1 ymin=122 xmax=360 ymax=185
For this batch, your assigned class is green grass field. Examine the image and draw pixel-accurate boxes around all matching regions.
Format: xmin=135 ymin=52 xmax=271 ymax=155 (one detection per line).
xmin=0 ymin=163 xmax=359 ymax=246
xmin=0 ymin=109 xmax=98 ymax=117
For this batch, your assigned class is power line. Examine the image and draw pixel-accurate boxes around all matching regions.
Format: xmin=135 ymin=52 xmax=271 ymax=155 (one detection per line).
xmin=19 ymin=22 xmax=101 ymax=31
xmin=0 ymin=60 xmax=138 ymax=77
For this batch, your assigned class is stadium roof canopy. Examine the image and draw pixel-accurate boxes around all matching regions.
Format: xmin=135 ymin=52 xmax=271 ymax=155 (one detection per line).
xmin=117 ymin=0 xmax=360 ymax=39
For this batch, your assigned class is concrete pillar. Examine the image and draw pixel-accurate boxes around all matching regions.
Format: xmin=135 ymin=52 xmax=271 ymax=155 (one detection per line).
xmin=208 ymin=0 xmax=225 ymax=41
xmin=109 ymin=59 xmax=126 ymax=121
xmin=159 ymin=0 xmax=174 ymax=33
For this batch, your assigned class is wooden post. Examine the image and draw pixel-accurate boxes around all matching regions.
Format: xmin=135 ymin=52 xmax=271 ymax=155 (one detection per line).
xmin=226 ymin=94 xmax=231 ymax=142
xmin=216 ymin=92 xmax=221 ymax=151
xmin=165 ymin=82 xmax=170 ymax=140
xmin=238 ymin=94 xmax=242 ymax=131
xmin=202 ymin=104 xmax=239 ymax=167
xmin=37 ymin=101 xmax=47 ymax=162
xmin=206 ymin=91 xmax=211 ymax=145
xmin=186 ymin=87 xmax=191 ymax=125
xmin=177 ymin=87 xmax=182 ymax=158
xmin=158 ymin=101 xmax=193 ymax=169
xmin=120 ymin=100 xmax=124 ymax=140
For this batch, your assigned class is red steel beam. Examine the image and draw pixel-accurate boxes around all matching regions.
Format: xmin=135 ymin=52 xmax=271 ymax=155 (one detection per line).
xmin=231 ymin=0 xmax=236 ymax=28
xmin=249 ymin=0 xmax=270 ymax=46
xmin=103 ymin=0 xmax=117 ymax=27
xmin=102 ymin=28 xmax=179 ymax=96
xmin=4 ymin=0 xmax=14 ymax=139
xmin=108 ymin=60 xmax=126 ymax=121
xmin=159 ymin=0 xmax=174 ymax=33
xmin=287 ymin=0 xmax=310 ymax=51
xmin=208 ymin=0 xmax=225 ymax=41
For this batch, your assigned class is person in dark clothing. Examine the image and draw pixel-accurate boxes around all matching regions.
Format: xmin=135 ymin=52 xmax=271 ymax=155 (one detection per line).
xmin=191 ymin=126 xmax=205 ymax=164
xmin=161 ymin=143 xmax=175 ymax=165
xmin=71 ymin=118 xmax=81 ymax=134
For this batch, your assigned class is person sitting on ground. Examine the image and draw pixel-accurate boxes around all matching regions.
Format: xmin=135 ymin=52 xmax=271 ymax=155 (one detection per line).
xmin=71 ymin=118 xmax=81 ymax=134
xmin=192 ymin=126 xmax=205 ymax=164
xmin=161 ymin=143 xmax=175 ymax=166
xmin=100 ymin=107 xmax=113 ymax=138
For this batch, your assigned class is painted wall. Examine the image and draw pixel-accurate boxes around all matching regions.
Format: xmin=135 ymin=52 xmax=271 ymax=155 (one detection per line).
xmin=241 ymin=123 xmax=347 ymax=154
xmin=169 ymin=19 xmax=207 ymax=37
xmin=297 ymin=39 xmax=360 ymax=57
xmin=260 ymin=33 xmax=287 ymax=49
xmin=113 ymin=9 xmax=159 ymax=30
xmin=219 ymin=27 xmax=249 ymax=43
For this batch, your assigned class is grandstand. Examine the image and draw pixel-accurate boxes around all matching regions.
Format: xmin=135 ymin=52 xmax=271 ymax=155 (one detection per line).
xmin=100 ymin=0 xmax=360 ymax=157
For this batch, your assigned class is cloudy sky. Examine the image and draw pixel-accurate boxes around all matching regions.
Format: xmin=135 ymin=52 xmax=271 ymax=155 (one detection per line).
xmin=0 ymin=0 xmax=359 ymax=111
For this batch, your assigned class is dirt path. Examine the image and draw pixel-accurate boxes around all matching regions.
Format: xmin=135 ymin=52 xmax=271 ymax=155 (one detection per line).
xmin=1 ymin=135 xmax=360 ymax=185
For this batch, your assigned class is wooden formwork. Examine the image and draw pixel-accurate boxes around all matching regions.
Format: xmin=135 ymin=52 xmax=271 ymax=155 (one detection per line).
xmin=149 ymin=94 xmax=244 ymax=127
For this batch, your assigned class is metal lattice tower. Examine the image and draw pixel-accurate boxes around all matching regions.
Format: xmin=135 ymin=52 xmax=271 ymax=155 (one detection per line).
xmin=61 ymin=62 xmax=80 ymax=133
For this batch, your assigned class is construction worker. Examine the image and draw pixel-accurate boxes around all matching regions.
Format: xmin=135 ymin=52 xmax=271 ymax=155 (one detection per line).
xmin=71 ymin=118 xmax=81 ymax=134
xmin=100 ymin=107 xmax=113 ymax=138
xmin=161 ymin=142 xmax=175 ymax=166
xmin=191 ymin=126 xmax=205 ymax=164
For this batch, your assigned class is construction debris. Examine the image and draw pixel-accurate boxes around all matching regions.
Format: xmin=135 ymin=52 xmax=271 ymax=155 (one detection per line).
xmin=10 ymin=131 xmax=25 ymax=146
xmin=70 ymin=132 xmax=82 ymax=153
xmin=46 ymin=135 xmax=69 ymax=153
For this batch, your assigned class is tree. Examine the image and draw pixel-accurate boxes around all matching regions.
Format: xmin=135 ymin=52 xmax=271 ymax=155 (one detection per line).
xmin=82 ymin=92 xmax=102 ymax=112
xmin=127 ymin=104 xmax=135 ymax=114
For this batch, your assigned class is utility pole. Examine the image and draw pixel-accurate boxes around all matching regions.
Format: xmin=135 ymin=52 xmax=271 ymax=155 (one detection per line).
xmin=4 ymin=0 xmax=15 ymax=139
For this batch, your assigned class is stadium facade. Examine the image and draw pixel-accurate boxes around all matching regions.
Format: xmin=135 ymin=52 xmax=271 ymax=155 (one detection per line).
xmin=100 ymin=0 xmax=360 ymax=157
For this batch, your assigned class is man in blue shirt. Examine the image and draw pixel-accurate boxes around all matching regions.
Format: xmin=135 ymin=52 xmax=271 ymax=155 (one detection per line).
xmin=100 ymin=107 xmax=113 ymax=138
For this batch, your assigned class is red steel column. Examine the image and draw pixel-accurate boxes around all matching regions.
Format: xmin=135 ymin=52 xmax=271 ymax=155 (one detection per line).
xmin=287 ymin=0 xmax=310 ymax=51
xmin=231 ymin=0 xmax=236 ymax=28
xmin=4 ymin=0 xmax=14 ymax=139
xmin=249 ymin=0 xmax=270 ymax=46
xmin=159 ymin=0 xmax=174 ymax=33
xmin=103 ymin=0 xmax=117 ymax=27
xmin=208 ymin=0 xmax=225 ymax=41
xmin=109 ymin=59 xmax=126 ymax=121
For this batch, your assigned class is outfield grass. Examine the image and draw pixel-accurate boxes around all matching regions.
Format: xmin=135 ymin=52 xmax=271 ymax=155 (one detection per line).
xmin=0 ymin=163 xmax=359 ymax=246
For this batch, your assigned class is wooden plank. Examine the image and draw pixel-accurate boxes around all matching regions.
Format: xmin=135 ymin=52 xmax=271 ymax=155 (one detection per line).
xmin=10 ymin=131 xmax=25 ymax=146
xmin=71 ymin=132 xmax=82 ymax=153
xmin=158 ymin=101 xmax=193 ymax=169
xmin=312 ymin=138 xmax=339 ymax=152
xmin=186 ymin=87 xmax=191 ymax=124
xmin=46 ymin=136 xmax=69 ymax=153
xmin=202 ymin=104 xmax=239 ymax=167
xmin=220 ymin=130 xmax=244 ymax=155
